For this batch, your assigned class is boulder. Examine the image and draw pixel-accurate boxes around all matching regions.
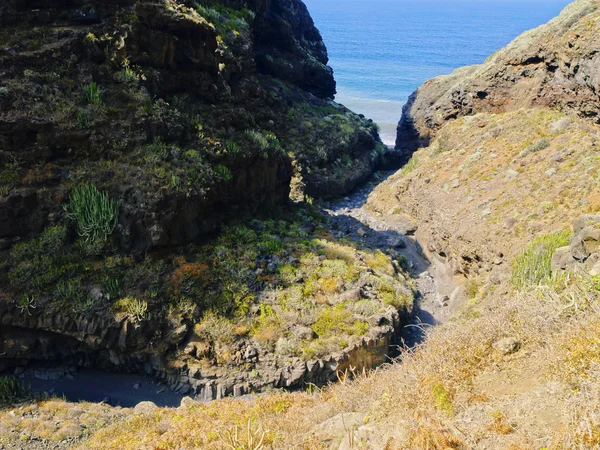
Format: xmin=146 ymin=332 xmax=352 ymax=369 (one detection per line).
xmin=179 ymin=396 xmax=199 ymax=409
xmin=134 ymin=401 xmax=158 ymax=415
xmin=552 ymin=215 xmax=600 ymax=274
xmin=492 ymin=337 xmax=520 ymax=355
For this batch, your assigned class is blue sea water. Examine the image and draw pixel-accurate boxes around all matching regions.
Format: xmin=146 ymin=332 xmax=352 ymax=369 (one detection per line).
xmin=304 ymin=0 xmax=573 ymax=145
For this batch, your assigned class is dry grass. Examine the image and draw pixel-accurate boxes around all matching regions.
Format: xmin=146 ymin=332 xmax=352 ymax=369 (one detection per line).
xmin=368 ymin=108 xmax=600 ymax=265
xmin=62 ymin=269 xmax=600 ymax=449
xmin=0 ymin=398 xmax=128 ymax=444
xmin=0 ymin=267 xmax=597 ymax=449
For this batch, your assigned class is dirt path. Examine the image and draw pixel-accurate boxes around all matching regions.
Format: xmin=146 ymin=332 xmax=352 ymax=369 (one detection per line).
xmin=323 ymin=171 xmax=462 ymax=347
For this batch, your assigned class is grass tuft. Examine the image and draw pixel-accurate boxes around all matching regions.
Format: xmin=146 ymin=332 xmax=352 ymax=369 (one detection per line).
xmin=400 ymin=153 xmax=419 ymax=176
xmin=0 ymin=377 xmax=30 ymax=405
xmin=64 ymin=184 xmax=119 ymax=244
xmin=83 ymin=81 xmax=102 ymax=105
xmin=511 ymin=230 xmax=570 ymax=289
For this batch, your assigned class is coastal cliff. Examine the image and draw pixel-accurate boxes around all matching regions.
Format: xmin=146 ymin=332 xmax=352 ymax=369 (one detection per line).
xmin=376 ymin=0 xmax=600 ymax=278
xmin=0 ymin=0 xmax=406 ymax=403
xmin=396 ymin=0 xmax=599 ymax=154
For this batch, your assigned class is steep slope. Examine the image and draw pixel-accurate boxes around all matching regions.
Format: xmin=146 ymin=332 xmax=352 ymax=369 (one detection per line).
xmin=382 ymin=0 xmax=600 ymax=277
xmin=0 ymin=0 xmax=402 ymax=403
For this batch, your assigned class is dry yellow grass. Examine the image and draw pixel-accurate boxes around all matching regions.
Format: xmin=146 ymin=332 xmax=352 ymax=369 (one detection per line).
xmin=0 ymin=398 xmax=128 ymax=445
xmin=368 ymin=108 xmax=600 ymax=266
xmin=51 ymin=270 xmax=596 ymax=449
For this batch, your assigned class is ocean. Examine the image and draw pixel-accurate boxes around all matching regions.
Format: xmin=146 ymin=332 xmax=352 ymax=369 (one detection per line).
xmin=304 ymin=0 xmax=573 ymax=145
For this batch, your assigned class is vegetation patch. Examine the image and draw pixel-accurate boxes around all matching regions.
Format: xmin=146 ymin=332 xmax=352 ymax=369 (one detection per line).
xmin=400 ymin=153 xmax=419 ymax=176
xmin=0 ymin=377 xmax=29 ymax=405
xmin=64 ymin=185 xmax=119 ymax=244
xmin=511 ymin=230 xmax=571 ymax=289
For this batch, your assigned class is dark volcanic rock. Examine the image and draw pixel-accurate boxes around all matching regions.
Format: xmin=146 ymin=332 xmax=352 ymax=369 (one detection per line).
xmin=0 ymin=0 xmax=398 ymax=402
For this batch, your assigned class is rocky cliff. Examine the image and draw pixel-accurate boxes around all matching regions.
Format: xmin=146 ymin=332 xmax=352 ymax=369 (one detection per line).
xmin=0 ymin=0 xmax=406 ymax=399
xmin=396 ymin=0 xmax=600 ymax=155
xmin=373 ymin=0 xmax=600 ymax=280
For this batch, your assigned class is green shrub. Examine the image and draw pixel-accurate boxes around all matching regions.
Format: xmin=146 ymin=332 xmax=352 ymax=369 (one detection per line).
xmin=215 ymin=164 xmax=233 ymax=182
xmin=11 ymin=226 xmax=68 ymax=261
xmin=53 ymin=278 xmax=87 ymax=307
xmin=112 ymin=297 xmax=148 ymax=323
xmin=64 ymin=185 xmax=119 ymax=244
xmin=83 ymin=81 xmax=102 ymax=105
xmin=511 ymin=230 xmax=571 ymax=289
xmin=312 ymin=303 xmax=369 ymax=339
xmin=8 ymin=226 xmax=72 ymax=292
xmin=77 ymin=110 xmax=93 ymax=128
xmin=245 ymin=129 xmax=270 ymax=150
xmin=224 ymin=139 xmax=242 ymax=154
xmin=527 ymin=138 xmax=550 ymax=153
xmin=195 ymin=4 xmax=221 ymax=23
xmin=0 ymin=377 xmax=29 ymax=405
xmin=400 ymin=153 xmax=419 ymax=176
xmin=16 ymin=293 xmax=36 ymax=315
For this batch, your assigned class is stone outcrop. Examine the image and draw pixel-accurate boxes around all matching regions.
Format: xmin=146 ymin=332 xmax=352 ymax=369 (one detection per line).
xmin=553 ymin=214 xmax=600 ymax=275
xmin=0 ymin=0 xmax=399 ymax=400
xmin=0 ymin=294 xmax=404 ymax=400
xmin=396 ymin=0 xmax=600 ymax=155
xmin=370 ymin=0 xmax=600 ymax=281
xmin=0 ymin=0 xmax=385 ymax=246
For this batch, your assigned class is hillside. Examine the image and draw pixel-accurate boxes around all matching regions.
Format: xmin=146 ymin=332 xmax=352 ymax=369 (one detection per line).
xmin=0 ymin=0 xmax=405 ymax=409
xmin=3 ymin=0 xmax=600 ymax=449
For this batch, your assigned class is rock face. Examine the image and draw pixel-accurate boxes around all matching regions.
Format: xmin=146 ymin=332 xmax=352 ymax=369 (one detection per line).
xmin=396 ymin=0 xmax=600 ymax=155
xmin=0 ymin=0 xmax=385 ymax=247
xmin=0 ymin=294 xmax=405 ymax=400
xmin=368 ymin=0 xmax=600 ymax=278
xmin=252 ymin=0 xmax=336 ymax=98
xmin=0 ymin=0 xmax=399 ymax=399
xmin=553 ymin=214 xmax=600 ymax=275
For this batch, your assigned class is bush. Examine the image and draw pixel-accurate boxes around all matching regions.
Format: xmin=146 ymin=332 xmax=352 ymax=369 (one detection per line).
xmin=83 ymin=81 xmax=102 ymax=105
xmin=245 ymin=129 xmax=270 ymax=150
xmin=8 ymin=226 xmax=72 ymax=292
xmin=527 ymin=138 xmax=550 ymax=153
xmin=112 ymin=297 xmax=148 ymax=323
xmin=215 ymin=164 xmax=233 ymax=182
xmin=511 ymin=230 xmax=571 ymax=289
xmin=312 ymin=303 xmax=369 ymax=339
xmin=0 ymin=376 xmax=29 ymax=405
xmin=77 ymin=110 xmax=93 ymax=128
xmin=64 ymin=185 xmax=119 ymax=244
xmin=195 ymin=4 xmax=221 ymax=23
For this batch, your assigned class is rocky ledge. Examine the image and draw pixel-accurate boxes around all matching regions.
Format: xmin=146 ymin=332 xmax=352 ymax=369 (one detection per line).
xmin=553 ymin=214 xmax=600 ymax=276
